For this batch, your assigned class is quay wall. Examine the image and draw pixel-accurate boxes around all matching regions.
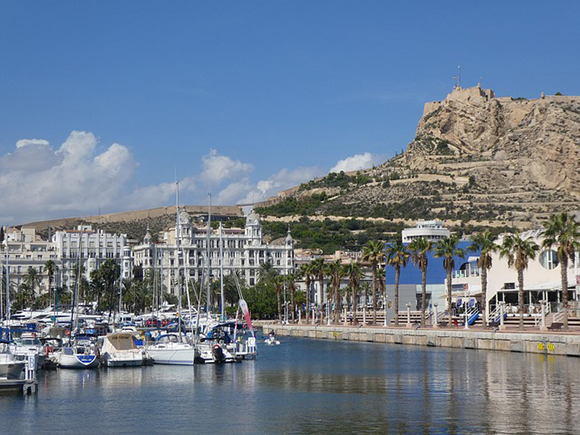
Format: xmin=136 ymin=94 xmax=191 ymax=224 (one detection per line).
xmin=265 ymin=324 xmax=580 ymax=358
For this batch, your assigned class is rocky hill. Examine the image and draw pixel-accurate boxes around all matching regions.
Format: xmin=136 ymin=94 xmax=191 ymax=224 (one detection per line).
xmin=258 ymin=86 xmax=580 ymax=228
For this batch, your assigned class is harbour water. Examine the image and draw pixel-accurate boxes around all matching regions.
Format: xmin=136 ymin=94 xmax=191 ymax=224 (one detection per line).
xmin=1 ymin=336 xmax=580 ymax=434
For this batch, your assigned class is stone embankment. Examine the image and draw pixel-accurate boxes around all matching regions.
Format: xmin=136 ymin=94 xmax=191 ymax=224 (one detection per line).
xmin=264 ymin=324 xmax=580 ymax=358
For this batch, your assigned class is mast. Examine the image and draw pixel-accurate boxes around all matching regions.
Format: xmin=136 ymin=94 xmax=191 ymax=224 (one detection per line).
xmin=70 ymin=232 xmax=82 ymax=338
xmin=219 ymin=221 xmax=224 ymax=321
xmin=175 ymin=180 xmax=182 ymax=334
xmin=206 ymin=194 xmax=212 ymax=314
xmin=5 ymin=238 xmax=10 ymax=323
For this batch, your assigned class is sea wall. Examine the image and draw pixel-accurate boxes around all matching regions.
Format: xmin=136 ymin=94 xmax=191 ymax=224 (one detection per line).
xmin=266 ymin=324 xmax=580 ymax=358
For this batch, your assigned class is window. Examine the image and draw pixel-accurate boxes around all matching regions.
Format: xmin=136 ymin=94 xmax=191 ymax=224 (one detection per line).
xmin=539 ymin=250 xmax=559 ymax=270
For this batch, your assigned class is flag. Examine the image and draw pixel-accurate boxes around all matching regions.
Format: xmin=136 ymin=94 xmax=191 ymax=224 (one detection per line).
xmin=239 ymin=299 xmax=253 ymax=332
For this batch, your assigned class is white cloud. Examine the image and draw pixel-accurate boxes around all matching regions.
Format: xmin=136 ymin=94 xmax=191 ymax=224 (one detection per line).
xmin=0 ymin=131 xmax=137 ymax=223
xmin=1 ymin=132 xmax=381 ymax=225
xmin=199 ymin=149 xmax=253 ymax=184
xmin=330 ymin=152 xmax=382 ymax=173
xmin=16 ymin=139 xmax=50 ymax=148
xmin=238 ymin=166 xmax=322 ymax=204
xmin=127 ymin=176 xmax=196 ymax=210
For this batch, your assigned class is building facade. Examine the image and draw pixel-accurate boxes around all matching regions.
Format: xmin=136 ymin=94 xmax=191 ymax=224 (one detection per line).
xmin=1 ymin=225 xmax=129 ymax=297
xmin=132 ymin=211 xmax=294 ymax=293
xmin=402 ymin=219 xmax=450 ymax=244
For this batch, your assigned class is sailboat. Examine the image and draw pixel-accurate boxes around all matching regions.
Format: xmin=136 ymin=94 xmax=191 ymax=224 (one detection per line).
xmin=147 ymin=181 xmax=196 ymax=365
xmin=58 ymin=235 xmax=100 ymax=369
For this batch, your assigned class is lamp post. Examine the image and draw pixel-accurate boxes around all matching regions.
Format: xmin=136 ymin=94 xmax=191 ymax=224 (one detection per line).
xmin=433 ymin=302 xmax=439 ymax=328
xmin=406 ymin=302 xmax=412 ymax=328
xmin=383 ymin=295 xmax=388 ymax=327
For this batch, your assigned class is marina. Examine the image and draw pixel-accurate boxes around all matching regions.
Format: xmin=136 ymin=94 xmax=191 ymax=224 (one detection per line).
xmin=1 ymin=335 xmax=580 ymax=433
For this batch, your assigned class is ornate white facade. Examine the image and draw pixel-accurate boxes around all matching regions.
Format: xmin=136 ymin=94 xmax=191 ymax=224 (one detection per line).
xmin=132 ymin=212 xmax=295 ymax=293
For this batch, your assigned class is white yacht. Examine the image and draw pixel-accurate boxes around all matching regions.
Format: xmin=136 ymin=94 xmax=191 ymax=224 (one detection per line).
xmin=0 ymin=341 xmax=25 ymax=380
xmin=10 ymin=333 xmax=46 ymax=370
xmin=58 ymin=335 xmax=100 ymax=369
xmin=100 ymin=332 xmax=145 ymax=367
xmin=147 ymin=333 xmax=196 ymax=365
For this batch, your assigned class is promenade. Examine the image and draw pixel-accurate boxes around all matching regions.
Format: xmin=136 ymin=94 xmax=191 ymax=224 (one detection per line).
xmin=262 ymin=322 xmax=580 ymax=358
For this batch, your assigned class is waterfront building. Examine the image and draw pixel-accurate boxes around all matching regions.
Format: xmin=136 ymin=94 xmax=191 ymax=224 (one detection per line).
xmin=1 ymin=227 xmax=56 ymax=293
xmin=51 ymin=225 xmax=130 ymax=289
xmin=451 ymin=229 xmax=580 ymax=316
xmin=0 ymin=225 xmax=129 ymax=298
xmin=132 ymin=211 xmax=294 ymax=294
xmin=402 ymin=219 xmax=450 ymax=244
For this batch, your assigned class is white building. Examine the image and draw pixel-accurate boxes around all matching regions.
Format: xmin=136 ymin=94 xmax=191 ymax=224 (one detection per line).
xmin=132 ymin=211 xmax=294 ymax=293
xmin=402 ymin=219 xmax=450 ymax=244
xmin=1 ymin=224 xmax=129 ymax=298
xmin=1 ymin=227 xmax=56 ymax=293
xmin=451 ymin=229 xmax=580 ymax=315
xmin=51 ymin=225 xmax=130 ymax=288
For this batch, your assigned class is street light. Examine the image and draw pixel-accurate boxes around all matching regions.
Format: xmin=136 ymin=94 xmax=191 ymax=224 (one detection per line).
xmin=406 ymin=302 xmax=412 ymax=327
xmin=433 ymin=302 xmax=439 ymax=328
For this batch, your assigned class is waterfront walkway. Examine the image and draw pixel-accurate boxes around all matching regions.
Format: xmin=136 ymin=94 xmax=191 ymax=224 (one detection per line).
xmin=261 ymin=321 xmax=580 ymax=358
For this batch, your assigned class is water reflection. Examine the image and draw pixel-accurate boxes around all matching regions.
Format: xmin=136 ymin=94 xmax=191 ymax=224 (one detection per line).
xmin=1 ymin=338 xmax=579 ymax=434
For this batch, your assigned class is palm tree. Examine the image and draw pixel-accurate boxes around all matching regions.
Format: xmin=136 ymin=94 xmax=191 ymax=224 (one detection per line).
xmin=409 ymin=237 xmax=433 ymax=327
xmin=434 ymin=235 xmax=465 ymax=326
xmin=377 ymin=266 xmax=386 ymax=324
xmin=258 ymin=261 xmax=278 ymax=284
xmin=500 ymin=232 xmax=539 ymax=330
xmin=310 ymin=258 xmax=326 ymax=322
xmin=468 ymin=230 xmax=498 ymax=326
xmin=284 ymin=273 xmax=297 ymax=323
xmin=344 ymin=260 xmax=363 ymax=325
xmin=362 ymin=241 xmax=385 ymax=325
xmin=45 ymin=260 xmax=57 ymax=308
xmin=298 ymin=263 xmax=315 ymax=323
xmin=23 ymin=266 xmax=41 ymax=306
xmin=325 ymin=260 xmax=345 ymax=324
xmin=385 ymin=240 xmax=410 ymax=326
xmin=542 ymin=212 xmax=580 ymax=331
xmin=274 ymin=275 xmax=285 ymax=322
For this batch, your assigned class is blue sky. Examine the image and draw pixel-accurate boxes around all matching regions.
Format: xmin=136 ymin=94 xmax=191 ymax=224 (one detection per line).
xmin=1 ymin=1 xmax=579 ymax=224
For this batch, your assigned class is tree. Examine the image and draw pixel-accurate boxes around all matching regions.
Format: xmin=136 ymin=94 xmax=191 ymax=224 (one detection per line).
xmin=344 ymin=261 xmax=363 ymax=325
xmin=298 ymin=263 xmax=315 ymax=323
xmin=274 ymin=275 xmax=285 ymax=322
xmin=542 ymin=212 xmax=580 ymax=331
xmin=362 ymin=241 xmax=385 ymax=324
xmin=310 ymin=258 xmax=326 ymax=320
xmin=377 ymin=265 xmax=386 ymax=323
xmin=409 ymin=237 xmax=433 ymax=327
xmin=500 ymin=233 xmax=539 ymax=330
xmin=98 ymin=260 xmax=121 ymax=317
xmin=468 ymin=230 xmax=498 ymax=326
xmin=45 ymin=260 xmax=57 ymax=309
xmin=434 ymin=235 xmax=465 ymax=326
xmin=258 ymin=261 xmax=277 ymax=284
xmin=325 ymin=260 xmax=344 ymax=324
xmin=385 ymin=240 xmax=410 ymax=326
xmin=23 ymin=267 xmax=41 ymax=306
xmin=284 ymin=273 xmax=297 ymax=322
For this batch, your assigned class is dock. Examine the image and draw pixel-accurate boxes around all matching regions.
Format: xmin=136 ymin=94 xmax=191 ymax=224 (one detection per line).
xmin=266 ymin=323 xmax=580 ymax=358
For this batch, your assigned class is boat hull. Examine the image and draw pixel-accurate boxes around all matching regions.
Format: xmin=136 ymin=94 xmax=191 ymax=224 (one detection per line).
xmin=147 ymin=346 xmax=195 ymax=366
xmin=0 ymin=362 xmax=25 ymax=379
xmin=58 ymin=353 xmax=99 ymax=369
xmin=103 ymin=351 xmax=144 ymax=367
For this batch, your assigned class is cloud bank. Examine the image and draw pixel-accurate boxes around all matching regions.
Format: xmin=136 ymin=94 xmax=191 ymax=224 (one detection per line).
xmin=0 ymin=131 xmax=383 ymax=224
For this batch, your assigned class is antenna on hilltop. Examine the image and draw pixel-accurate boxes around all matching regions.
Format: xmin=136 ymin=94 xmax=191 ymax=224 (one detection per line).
xmin=453 ymin=65 xmax=462 ymax=89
